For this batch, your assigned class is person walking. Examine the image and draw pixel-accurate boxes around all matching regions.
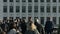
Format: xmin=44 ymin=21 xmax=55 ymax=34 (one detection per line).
xmin=45 ymin=18 xmax=54 ymax=34
xmin=20 ymin=19 xmax=27 ymax=34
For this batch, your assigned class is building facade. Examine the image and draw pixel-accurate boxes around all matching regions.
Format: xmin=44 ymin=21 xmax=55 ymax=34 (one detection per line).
xmin=0 ymin=0 xmax=60 ymax=27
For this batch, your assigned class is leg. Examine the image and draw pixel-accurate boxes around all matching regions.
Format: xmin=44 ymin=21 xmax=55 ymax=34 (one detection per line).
xmin=45 ymin=31 xmax=49 ymax=34
xmin=50 ymin=31 xmax=52 ymax=34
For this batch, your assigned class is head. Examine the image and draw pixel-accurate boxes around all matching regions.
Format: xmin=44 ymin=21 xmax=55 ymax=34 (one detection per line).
xmin=1 ymin=31 xmax=6 ymax=34
xmin=21 ymin=18 xmax=25 ymax=23
xmin=12 ymin=22 xmax=17 ymax=29
xmin=47 ymin=17 xmax=52 ymax=21
xmin=34 ymin=18 xmax=40 ymax=24
xmin=28 ymin=17 xmax=32 ymax=21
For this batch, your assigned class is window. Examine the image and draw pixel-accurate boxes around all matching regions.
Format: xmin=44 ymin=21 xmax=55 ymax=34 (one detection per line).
xmin=46 ymin=17 xmax=50 ymax=21
xmin=3 ymin=17 xmax=7 ymax=20
xmin=28 ymin=0 xmax=32 ymax=2
xmin=10 ymin=6 xmax=13 ymax=13
xmin=34 ymin=17 xmax=38 ymax=19
xmin=22 ymin=17 xmax=26 ymax=19
xmin=9 ymin=17 xmax=13 ymax=22
xmin=53 ymin=6 xmax=56 ymax=13
xmin=46 ymin=0 xmax=50 ymax=2
xmin=22 ymin=0 xmax=26 ymax=2
xmin=40 ymin=6 xmax=44 ymax=12
xmin=40 ymin=17 xmax=44 ymax=25
xmin=3 ymin=0 xmax=7 ymax=2
xmin=59 ymin=0 xmax=60 ymax=2
xmin=34 ymin=0 xmax=38 ymax=2
xmin=3 ymin=6 xmax=7 ymax=13
xmin=59 ymin=17 xmax=60 ymax=24
xmin=10 ymin=0 xmax=13 ymax=2
xmin=16 ymin=17 xmax=20 ymax=19
xmin=34 ymin=6 xmax=38 ymax=13
xmin=9 ymin=17 xmax=13 ymax=20
xmin=16 ymin=0 xmax=20 ymax=2
xmin=40 ymin=0 xmax=44 ymax=2
xmin=53 ymin=0 xmax=56 ymax=2
xmin=22 ymin=6 xmax=26 ymax=13
xmin=46 ymin=6 xmax=50 ymax=13
xmin=28 ymin=6 xmax=32 ymax=13
xmin=16 ymin=6 xmax=20 ymax=13
xmin=53 ymin=17 xmax=56 ymax=24
xmin=59 ymin=6 xmax=60 ymax=13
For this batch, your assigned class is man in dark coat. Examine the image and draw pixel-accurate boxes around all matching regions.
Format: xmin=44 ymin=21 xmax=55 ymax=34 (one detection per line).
xmin=20 ymin=19 xmax=27 ymax=34
xmin=1 ymin=20 xmax=9 ymax=32
xmin=45 ymin=19 xmax=54 ymax=34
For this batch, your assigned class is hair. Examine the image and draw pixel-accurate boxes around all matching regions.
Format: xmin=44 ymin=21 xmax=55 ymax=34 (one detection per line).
xmin=29 ymin=21 xmax=36 ymax=31
xmin=11 ymin=22 xmax=17 ymax=29
xmin=1 ymin=31 xmax=6 ymax=34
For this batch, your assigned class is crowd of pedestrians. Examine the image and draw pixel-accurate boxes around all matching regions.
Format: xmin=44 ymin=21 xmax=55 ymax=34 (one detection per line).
xmin=0 ymin=17 xmax=54 ymax=34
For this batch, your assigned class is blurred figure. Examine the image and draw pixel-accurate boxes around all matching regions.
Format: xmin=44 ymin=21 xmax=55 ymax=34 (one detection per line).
xmin=25 ymin=21 xmax=40 ymax=34
xmin=20 ymin=19 xmax=27 ymax=34
xmin=28 ymin=17 xmax=32 ymax=22
xmin=7 ymin=22 xmax=17 ymax=34
xmin=0 ymin=27 xmax=3 ymax=34
xmin=1 ymin=31 xmax=6 ymax=34
xmin=45 ymin=18 xmax=54 ymax=34
xmin=2 ymin=20 xmax=9 ymax=33
xmin=27 ymin=17 xmax=32 ymax=30
xmin=0 ymin=20 xmax=2 ymax=32
xmin=34 ymin=18 xmax=44 ymax=34
xmin=8 ymin=18 xmax=14 ymax=31
xmin=0 ymin=20 xmax=2 ymax=26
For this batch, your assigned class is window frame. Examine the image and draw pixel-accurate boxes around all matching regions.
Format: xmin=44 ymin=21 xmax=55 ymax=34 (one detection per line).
xmin=3 ymin=0 xmax=7 ymax=2
xmin=22 ymin=6 xmax=26 ymax=13
xmin=46 ymin=6 xmax=50 ymax=13
xmin=46 ymin=0 xmax=50 ymax=2
xmin=10 ymin=0 xmax=13 ymax=2
xmin=28 ymin=6 xmax=32 ymax=13
xmin=53 ymin=6 xmax=56 ymax=13
xmin=53 ymin=0 xmax=56 ymax=2
xmin=3 ymin=6 xmax=7 ymax=13
xmin=53 ymin=17 xmax=56 ymax=24
xmin=16 ymin=0 xmax=20 ymax=2
xmin=16 ymin=6 xmax=20 ymax=13
xmin=40 ymin=17 xmax=44 ymax=25
xmin=34 ymin=6 xmax=38 ymax=13
xmin=28 ymin=0 xmax=32 ymax=2
xmin=9 ymin=6 xmax=14 ymax=13
xmin=22 ymin=0 xmax=26 ymax=2
xmin=34 ymin=0 xmax=38 ymax=2
xmin=40 ymin=6 xmax=44 ymax=13
xmin=40 ymin=0 xmax=44 ymax=2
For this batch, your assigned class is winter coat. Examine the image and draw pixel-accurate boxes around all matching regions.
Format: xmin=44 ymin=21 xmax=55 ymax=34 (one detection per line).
xmin=45 ymin=21 xmax=54 ymax=32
